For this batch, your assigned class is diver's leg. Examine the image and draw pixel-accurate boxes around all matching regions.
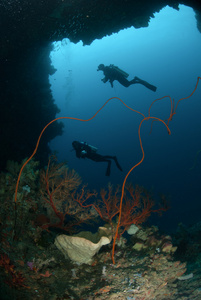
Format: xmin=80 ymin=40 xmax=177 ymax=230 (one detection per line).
xmin=89 ymin=154 xmax=112 ymax=176
xmin=101 ymin=156 xmax=112 ymax=176
xmin=105 ymin=160 xmax=111 ymax=176
xmin=117 ymin=76 xmax=130 ymax=87
xmin=131 ymin=76 xmax=157 ymax=92
xmin=104 ymin=156 xmax=123 ymax=172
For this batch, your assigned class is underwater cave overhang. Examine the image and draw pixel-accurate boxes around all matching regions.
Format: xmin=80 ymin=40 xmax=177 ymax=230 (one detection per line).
xmin=1 ymin=0 xmax=201 ymax=61
xmin=1 ymin=0 xmax=201 ymax=171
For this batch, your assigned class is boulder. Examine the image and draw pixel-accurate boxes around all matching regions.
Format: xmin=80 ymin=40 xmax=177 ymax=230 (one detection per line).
xmin=54 ymin=227 xmax=112 ymax=264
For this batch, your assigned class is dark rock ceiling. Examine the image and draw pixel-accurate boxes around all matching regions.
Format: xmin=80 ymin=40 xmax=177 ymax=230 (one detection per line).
xmin=0 ymin=0 xmax=201 ymax=169
xmin=0 ymin=0 xmax=201 ymax=61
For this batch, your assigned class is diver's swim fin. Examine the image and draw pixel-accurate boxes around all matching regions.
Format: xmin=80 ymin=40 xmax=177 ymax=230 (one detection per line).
xmin=142 ymin=81 xmax=157 ymax=92
xmin=135 ymin=77 xmax=157 ymax=92
xmin=106 ymin=162 xmax=111 ymax=176
xmin=113 ymin=156 xmax=123 ymax=172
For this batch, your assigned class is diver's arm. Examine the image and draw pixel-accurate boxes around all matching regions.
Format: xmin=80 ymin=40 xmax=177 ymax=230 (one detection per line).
xmin=80 ymin=150 xmax=87 ymax=158
xmin=109 ymin=79 xmax=114 ymax=88
xmin=107 ymin=67 xmax=114 ymax=87
xmin=75 ymin=151 xmax=81 ymax=158
xmin=102 ymin=68 xmax=110 ymax=83
xmin=101 ymin=77 xmax=107 ymax=83
xmin=80 ymin=142 xmax=88 ymax=158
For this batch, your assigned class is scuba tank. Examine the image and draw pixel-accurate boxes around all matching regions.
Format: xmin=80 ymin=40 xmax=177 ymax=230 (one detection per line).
xmin=87 ymin=144 xmax=98 ymax=153
xmin=109 ymin=64 xmax=129 ymax=78
xmin=80 ymin=142 xmax=98 ymax=153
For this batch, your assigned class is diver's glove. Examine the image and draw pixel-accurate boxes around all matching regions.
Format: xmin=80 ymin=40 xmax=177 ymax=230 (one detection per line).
xmin=80 ymin=150 xmax=87 ymax=158
xmin=101 ymin=77 xmax=107 ymax=83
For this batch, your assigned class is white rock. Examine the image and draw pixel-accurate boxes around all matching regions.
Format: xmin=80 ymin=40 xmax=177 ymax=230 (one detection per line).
xmin=55 ymin=227 xmax=112 ymax=264
xmin=127 ymin=224 xmax=139 ymax=235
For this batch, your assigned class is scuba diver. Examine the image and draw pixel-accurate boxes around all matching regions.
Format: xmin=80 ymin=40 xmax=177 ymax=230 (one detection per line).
xmin=72 ymin=141 xmax=123 ymax=176
xmin=97 ymin=64 xmax=157 ymax=92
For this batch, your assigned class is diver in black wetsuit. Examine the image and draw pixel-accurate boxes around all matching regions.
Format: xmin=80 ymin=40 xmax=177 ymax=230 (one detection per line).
xmin=97 ymin=64 xmax=157 ymax=92
xmin=72 ymin=141 xmax=123 ymax=176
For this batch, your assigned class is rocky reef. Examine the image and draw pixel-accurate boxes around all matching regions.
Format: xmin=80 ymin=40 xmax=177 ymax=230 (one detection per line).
xmin=0 ymin=157 xmax=201 ymax=299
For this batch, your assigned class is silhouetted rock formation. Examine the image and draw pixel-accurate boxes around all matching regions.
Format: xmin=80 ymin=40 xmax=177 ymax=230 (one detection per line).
xmin=0 ymin=0 xmax=201 ymax=169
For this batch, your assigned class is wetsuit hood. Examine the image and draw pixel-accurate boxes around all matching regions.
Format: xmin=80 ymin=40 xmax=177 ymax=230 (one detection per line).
xmin=97 ymin=64 xmax=104 ymax=71
xmin=72 ymin=141 xmax=80 ymax=150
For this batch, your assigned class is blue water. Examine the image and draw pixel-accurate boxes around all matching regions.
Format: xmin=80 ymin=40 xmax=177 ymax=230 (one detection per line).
xmin=49 ymin=5 xmax=201 ymax=232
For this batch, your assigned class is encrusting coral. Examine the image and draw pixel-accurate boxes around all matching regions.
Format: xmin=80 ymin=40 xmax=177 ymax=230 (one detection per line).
xmin=0 ymin=253 xmax=30 ymax=289
xmin=0 ymin=158 xmax=40 ymax=241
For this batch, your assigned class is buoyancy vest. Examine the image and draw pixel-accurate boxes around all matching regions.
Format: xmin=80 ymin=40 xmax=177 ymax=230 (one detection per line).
xmin=80 ymin=142 xmax=98 ymax=153
xmin=109 ymin=64 xmax=129 ymax=78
